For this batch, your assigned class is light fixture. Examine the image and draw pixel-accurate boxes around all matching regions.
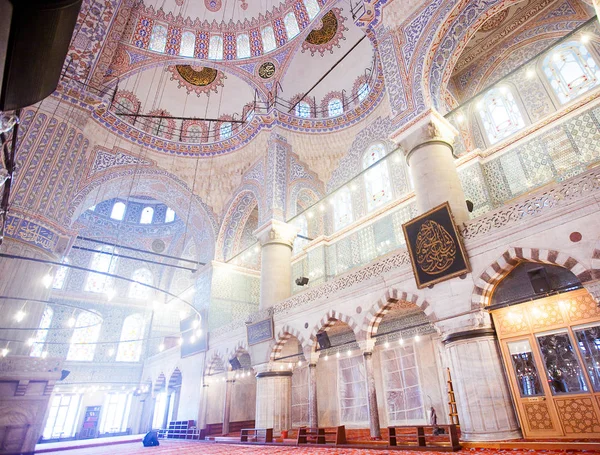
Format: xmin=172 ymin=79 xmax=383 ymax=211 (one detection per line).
xmin=324 ymin=354 xmax=328 ymax=361
xmin=581 ymin=34 xmax=590 ymax=43
xmin=105 ymin=289 xmax=116 ymax=302
xmin=295 ymin=276 xmax=309 ymax=286
xmin=456 ymin=114 xmax=464 ymax=124
xmin=41 ymin=351 xmax=48 ymax=358
xmin=67 ymin=317 xmax=76 ymax=327
xmin=526 ymin=69 xmax=535 ymax=79
xmin=0 ymin=113 xmax=18 ymax=134
xmin=335 ymin=351 xmax=340 ymax=358
xmin=14 ymin=310 xmax=26 ymax=322
xmin=42 ymin=272 xmax=53 ymax=289
xmin=108 ymin=348 xmax=115 ymax=357
xmin=27 ymin=338 xmax=35 ymax=346
xmin=1 ymin=348 xmax=8 ymax=357
xmin=288 ymin=362 xmax=293 ymax=369
xmin=179 ymin=311 xmax=186 ymax=320
xmin=196 ymin=329 xmax=202 ymax=337
xmin=193 ymin=319 xmax=200 ymax=329
xmin=384 ymin=341 xmax=390 ymax=349
xmin=297 ymin=360 xmax=302 ymax=367
xmin=414 ymin=335 xmax=420 ymax=342
xmin=178 ymin=337 xmax=183 ymax=345
xmin=398 ymin=338 xmax=404 ymax=346
xmin=346 ymin=350 xmax=352 ymax=357
xmin=190 ymin=335 xmax=196 ymax=343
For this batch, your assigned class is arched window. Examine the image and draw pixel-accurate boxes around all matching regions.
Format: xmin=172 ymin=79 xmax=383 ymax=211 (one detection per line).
xmin=52 ymin=259 xmax=70 ymax=290
xmin=186 ymin=124 xmax=204 ymax=142
xmin=116 ymin=314 xmax=145 ymax=362
xmin=303 ymin=0 xmax=320 ymax=20
xmin=334 ymin=187 xmax=353 ymax=231
xmin=284 ymin=12 xmax=300 ymax=39
xmin=237 ymin=34 xmax=250 ymax=59
xmin=328 ymin=98 xmax=343 ymax=117
xmin=165 ymin=208 xmax=176 ymax=223
xmin=209 ymin=35 xmax=223 ymax=60
xmin=179 ymin=31 xmax=196 ymax=57
xmin=85 ymin=246 xmax=118 ymax=293
xmin=30 ymin=306 xmax=53 ymax=357
xmin=220 ymin=122 xmax=232 ymax=139
xmin=67 ymin=312 xmax=102 ymax=361
xmin=363 ymin=143 xmax=392 ymax=211
xmin=110 ymin=201 xmax=126 ymax=220
xmin=115 ymin=96 xmax=135 ymax=115
xmin=357 ymin=83 xmax=369 ymax=102
xmin=140 ymin=207 xmax=154 ymax=224
xmin=478 ymin=86 xmax=525 ymax=144
xmin=296 ymin=101 xmax=311 ymax=118
xmin=261 ymin=26 xmax=276 ymax=53
xmin=129 ymin=268 xmax=153 ymax=300
xmin=149 ymin=24 xmax=168 ymax=53
xmin=543 ymin=41 xmax=600 ymax=104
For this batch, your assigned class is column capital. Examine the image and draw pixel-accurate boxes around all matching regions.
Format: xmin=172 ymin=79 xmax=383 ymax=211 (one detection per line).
xmin=358 ymin=338 xmax=376 ymax=354
xmin=389 ymin=109 xmax=458 ymax=161
xmin=254 ymin=219 xmax=297 ymax=249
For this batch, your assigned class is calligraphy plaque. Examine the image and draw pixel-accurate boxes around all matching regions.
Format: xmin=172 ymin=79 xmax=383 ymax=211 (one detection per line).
xmin=247 ymin=317 xmax=274 ymax=345
xmin=402 ymin=202 xmax=470 ymax=289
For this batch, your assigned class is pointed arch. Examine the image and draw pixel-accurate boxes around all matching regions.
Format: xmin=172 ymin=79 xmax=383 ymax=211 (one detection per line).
xmin=270 ymin=325 xmax=307 ymax=361
xmin=154 ymin=372 xmax=166 ymax=393
xmin=362 ymin=288 xmax=438 ymax=340
xmin=207 ymin=352 xmax=227 ymax=375
xmin=471 ymin=247 xmax=592 ymax=310
xmin=308 ymin=310 xmax=359 ymax=346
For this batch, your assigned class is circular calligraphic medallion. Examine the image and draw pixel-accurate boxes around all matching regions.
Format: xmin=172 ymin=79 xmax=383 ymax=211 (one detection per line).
xmin=258 ymin=62 xmax=276 ymax=79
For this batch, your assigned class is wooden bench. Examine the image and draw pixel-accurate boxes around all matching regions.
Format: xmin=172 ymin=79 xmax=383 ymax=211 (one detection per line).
xmin=240 ymin=428 xmax=273 ymax=443
xmin=200 ymin=420 xmax=256 ymax=439
xmin=388 ymin=425 xmax=460 ymax=451
xmin=297 ymin=426 xmax=346 ymax=445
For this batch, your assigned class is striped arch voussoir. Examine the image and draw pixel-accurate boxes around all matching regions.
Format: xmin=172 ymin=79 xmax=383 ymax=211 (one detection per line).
xmin=270 ymin=325 xmax=306 ymax=361
xmin=471 ymin=247 xmax=592 ymax=310
xmin=230 ymin=340 xmax=249 ymax=360
xmin=363 ymin=288 xmax=437 ymax=339
xmin=309 ymin=310 xmax=359 ymax=346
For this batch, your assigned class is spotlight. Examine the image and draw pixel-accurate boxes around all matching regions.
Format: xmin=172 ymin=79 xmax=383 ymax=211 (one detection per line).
xmin=414 ymin=335 xmax=420 ymax=342
xmin=42 ymin=273 xmax=53 ymax=289
xmin=14 ymin=311 xmax=26 ymax=322
xmin=295 ymin=277 xmax=309 ymax=286
xmin=384 ymin=341 xmax=390 ymax=349
xmin=1 ymin=348 xmax=8 ymax=357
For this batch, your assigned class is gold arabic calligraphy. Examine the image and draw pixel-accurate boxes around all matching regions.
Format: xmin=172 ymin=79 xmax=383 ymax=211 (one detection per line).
xmin=415 ymin=220 xmax=456 ymax=275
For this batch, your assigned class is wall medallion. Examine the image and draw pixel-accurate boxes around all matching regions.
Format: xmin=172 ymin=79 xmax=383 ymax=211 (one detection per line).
xmin=258 ymin=62 xmax=276 ymax=79
xmin=302 ymin=8 xmax=348 ymax=56
xmin=168 ymin=65 xmax=226 ymax=96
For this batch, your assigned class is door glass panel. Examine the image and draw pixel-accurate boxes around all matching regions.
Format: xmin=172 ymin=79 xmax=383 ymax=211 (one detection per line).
xmin=507 ymin=339 xmax=544 ymax=396
xmin=574 ymin=324 xmax=600 ymax=392
xmin=537 ymin=331 xmax=588 ymax=395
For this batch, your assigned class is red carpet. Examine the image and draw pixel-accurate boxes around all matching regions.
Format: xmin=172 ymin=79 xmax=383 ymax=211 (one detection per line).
xmin=37 ymin=440 xmax=595 ymax=455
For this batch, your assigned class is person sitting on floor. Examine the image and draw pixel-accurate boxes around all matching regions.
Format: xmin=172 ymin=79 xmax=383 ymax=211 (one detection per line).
xmin=143 ymin=430 xmax=160 ymax=447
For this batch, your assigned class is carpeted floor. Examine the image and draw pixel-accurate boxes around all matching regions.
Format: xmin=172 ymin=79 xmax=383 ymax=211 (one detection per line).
xmin=37 ymin=440 xmax=592 ymax=455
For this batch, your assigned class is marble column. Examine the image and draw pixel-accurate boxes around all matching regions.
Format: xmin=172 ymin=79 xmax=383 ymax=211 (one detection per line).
xmin=444 ymin=328 xmax=521 ymax=441
xmin=222 ymin=374 xmax=235 ymax=435
xmin=391 ymin=110 xmax=469 ymax=225
xmin=363 ymin=351 xmax=382 ymax=439
xmin=254 ymin=220 xmax=297 ymax=310
xmin=254 ymin=367 xmax=292 ymax=434
xmin=198 ymin=382 xmax=209 ymax=430
xmin=308 ymin=363 xmax=318 ymax=428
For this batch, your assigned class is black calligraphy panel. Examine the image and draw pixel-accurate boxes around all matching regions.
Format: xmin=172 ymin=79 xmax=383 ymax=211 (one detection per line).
xmin=402 ymin=202 xmax=470 ymax=289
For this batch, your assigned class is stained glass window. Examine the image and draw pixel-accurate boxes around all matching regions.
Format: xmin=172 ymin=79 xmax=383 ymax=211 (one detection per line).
xmin=129 ymin=268 xmax=153 ymax=300
xmin=328 ymin=98 xmax=343 ymax=117
xmin=165 ymin=208 xmax=175 ymax=223
xmin=543 ymin=42 xmax=600 ymax=104
xmin=85 ymin=246 xmax=118 ymax=293
xmin=338 ymin=355 xmax=368 ymax=423
xmin=140 ymin=207 xmax=153 ymax=224
xmin=30 ymin=306 xmax=53 ymax=357
xmin=357 ymin=83 xmax=369 ymax=102
xmin=100 ymin=393 xmax=132 ymax=433
xmin=381 ymin=345 xmax=424 ymax=423
xmin=303 ymin=0 xmax=320 ymax=20
xmin=52 ymin=259 xmax=69 ymax=290
xmin=363 ymin=143 xmax=392 ymax=211
xmin=284 ymin=12 xmax=300 ymax=39
xmin=116 ymin=314 xmax=145 ymax=362
xmin=67 ymin=312 xmax=102 ymax=361
xmin=478 ymin=86 xmax=525 ymax=144
xmin=43 ymin=394 xmax=82 ymax=439
xmin=180 ymin=31 xmax=195 ymax=57
xmin=261 ymin=27 xmax=277 ymax=53
xmin=296 ymin=101 xmax=311 ymax=118
xmin=149 ymin=24 xmax=168 ymax=53
xmin=237 ymin=34 xmax=251 ymax=59
xmin=209 ymin=35 xmax=223 ymax=60
xmin=220 ymin=122 xmax=232 ymax=139
xmin=334 ymin=187 xmax=353 ymax=231
xmin=110 ymin=202 xmax=126 ymax=220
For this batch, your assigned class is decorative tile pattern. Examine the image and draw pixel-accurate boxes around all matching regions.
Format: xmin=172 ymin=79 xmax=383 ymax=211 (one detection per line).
xmin=554 ymin=398 xmax=600 ymax=434
xmin=523 ymin=402 xmax=555 ymax=431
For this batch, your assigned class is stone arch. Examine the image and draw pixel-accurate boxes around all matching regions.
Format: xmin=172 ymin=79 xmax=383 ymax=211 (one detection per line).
xmin=471 ymin=247 xmax=592 ymax=310
xmin=362 ymin=288 xmax=438 ymax=340
xmin=229 ymin=339 xmax=250 ymax=360
xmin=308 ymin=310 xmax=360 ymax=346
xmin=207 ymin=351 xmax=227 ymax=375
xmin=288 ymin=184 xmax=322 ymax=218
xmin=70 ymin=168 xmax=218 ymax=261
xmin=422 ymin=0 xmax=527 ymax=111
xmin=216 ymin=185 xmax=264 ymax=261
xmin=270 ymin=324 xmax=307 ymax=361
